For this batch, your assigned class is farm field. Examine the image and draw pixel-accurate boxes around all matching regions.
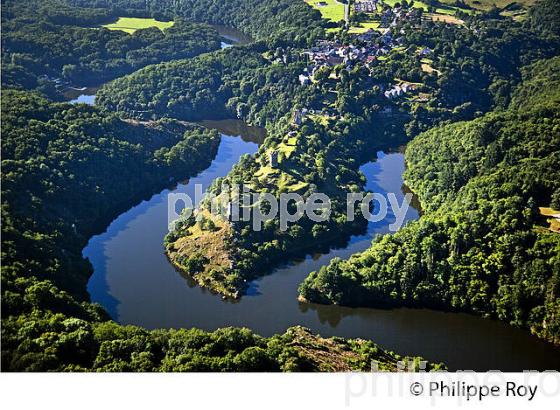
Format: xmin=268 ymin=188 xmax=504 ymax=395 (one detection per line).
xmin=305 ymin=0 xmax=345 ymax=22
xmin=430 ymin=12 xmax=464 ymax=24
xmin=348 ymin=20 xmax=381 ymax=33
xmin=102 ymin=17 xmax=175 ymax=34
xmin=463 ymin=0 xmax=537 ymax=11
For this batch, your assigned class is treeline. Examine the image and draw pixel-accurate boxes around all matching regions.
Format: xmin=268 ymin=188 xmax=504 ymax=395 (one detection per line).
xmin=0 ymin=90 xmax=440 ymax=371
xmin=64 ymin=0 xmax=325 ymax=46
xmin=299 ymin=56 xmax=560 ymax=345
xmin=2 ymin=314 xmax=443 ymax=371
xmin=155 ymin=5 xmax=559 ymax=297
xmin=97 ymin=45 xmax=325 ymax=126
xmin=526 ymin=0 xmax=560 ymax=38
xmin=387 ymin=14 xmax=559 ymax=135
xmin=2 ymin=0 xmax=221 ymax=92
xmin=0 ymin=90 xmax=224 ymax=369
xmin=97 ymin=47 xmax=270 ymax=121
xmin=147 ymin=48 xmax=404 ymax=296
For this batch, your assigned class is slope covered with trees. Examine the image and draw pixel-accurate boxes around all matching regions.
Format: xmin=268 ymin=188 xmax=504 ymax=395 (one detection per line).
xmin=0 ymin=88 xmax=436 ymax=373
xmin=299 ymin=57 xmax=560 ymax=344
xmin=64 ymin=0 xmax=325 ymax=45
xmin=2 ymin=0 xmax=222 ymax=93
xmin=99 ymin=4 xmax=559 ymax=299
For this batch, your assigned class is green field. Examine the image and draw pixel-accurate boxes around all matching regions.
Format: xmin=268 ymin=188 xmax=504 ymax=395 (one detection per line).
xmin=348 ymin=20 xmax=381 ymax=34
xmin=305 ymin=0 xmax=345 ymax=23
xmin=384 ymin=0 xmax=474 ymax=16
xmin=463 ymin=0 xmax=537 ymax=11
xmin=102 ymin=17 xmax=175 ymax=34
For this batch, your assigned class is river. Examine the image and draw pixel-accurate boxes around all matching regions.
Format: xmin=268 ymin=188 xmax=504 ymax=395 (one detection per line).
xmin=66 ymin=26 xmax=248 ymax=105
xmin=75 ymin=25 xmax=560 ymax=372
xmin=84 ymin=122 xmax=560 ymax=371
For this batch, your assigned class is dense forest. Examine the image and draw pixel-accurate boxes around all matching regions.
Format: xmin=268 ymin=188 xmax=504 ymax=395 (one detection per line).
xmin=1 ymin=90 xmax=433 ymax=371
xmin=299 ymin=57 xmax=560 ymax=344
xmin=1 ymin=0 xmax=222 ymax=93
xmin=63 ymin=0 xmax=326 ymax=44
xmin=2 ymin=0 xmax=560 ymax=371
xmin=111 ymin=4 xmax=554 ymax=298
xmin=0 ymin=0 xmax=438 ymax=371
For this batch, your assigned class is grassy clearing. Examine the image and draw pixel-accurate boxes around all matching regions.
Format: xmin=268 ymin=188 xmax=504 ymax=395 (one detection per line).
xmin=385 ymin=0 xmax=475 ymax=16
xmin=348 ymin=20 xmax=381 ymax=34
xmin=305 ymin=0 xmax=345 ymax=22
xmin=102 ymin=17 xmax=174 ymax=34
xmin=383 ymin=0 xmax=430 ymax=10
xmin=430 ymin=13 xmax=464 ymax=25
xmin=463 ymin=0 xmax=536 ymax=11
xmin=308 ymin=113 xmax=332 ymax=126
xmin=539 ymin=207 xmax=560 ymax=233
xmin=167 ymin=209 xmax=238 ymax=297
xmin=420 ymin=57 xmax=441 ymax=75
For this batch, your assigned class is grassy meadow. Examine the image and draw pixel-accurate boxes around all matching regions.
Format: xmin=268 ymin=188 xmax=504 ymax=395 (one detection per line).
xmin=102 ymin=17 xmax=175 ymax=34
xmin=305 ymin=0 xmax=346 ymax=22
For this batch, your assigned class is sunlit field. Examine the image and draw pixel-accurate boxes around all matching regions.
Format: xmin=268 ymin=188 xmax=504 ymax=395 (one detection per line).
xmin=102 ymin=17 xmax=174 ymax=34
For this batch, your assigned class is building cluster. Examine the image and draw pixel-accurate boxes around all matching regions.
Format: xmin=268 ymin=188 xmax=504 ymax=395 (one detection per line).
xmin=383 ymin=83 xmax=414 ymax=99
xmin=299 ymin=29 xmax=399 ymax=84
xmin=293 ymin=4 xmax=431 ymax=117
xmin=354 ymin=0 xmax=379 ymax=14
xmin=379 ymin=4 xmax=422 ymax=28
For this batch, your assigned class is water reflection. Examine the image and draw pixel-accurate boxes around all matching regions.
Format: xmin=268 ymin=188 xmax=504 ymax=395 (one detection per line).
xmin=198 ymin=119 xmax=266 ymax=145
xmin=84 ymin=133 xmax=560 ymax=371
xmin=211 ymin=24 xmax=254 ymax=46
xmin=64 ymin=86 xmax=99 ymax=105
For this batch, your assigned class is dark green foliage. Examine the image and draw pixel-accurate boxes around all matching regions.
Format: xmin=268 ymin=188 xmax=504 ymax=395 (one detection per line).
xmin=3 ymin=0 xmax=559 ymax=371
xmin=0 ymin=90 xmax=222 ymax=369
xmin=1 ymin=90 xmax=220 ymax=297
xmin=526 ymin=0 xmax=560 ymax=37
xmin=2 ymin=0 xmax=222 ymax=90
xmin=64 ymin=0 xmax=325 ymax=45
xmin=97 ymin=47 xmax=271 ymax=121
xmin=299 ymin=57 xmax=560 ymax=344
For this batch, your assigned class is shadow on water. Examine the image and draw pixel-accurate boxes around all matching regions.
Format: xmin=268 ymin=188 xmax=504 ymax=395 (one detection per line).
xmin=197 ymin=119 xmax=267 ymax=145
xmin=211 ymin=24 xmax=254 ymax=46
xmin=84 ymin=134 xmax=259 ymax=316
xmin=84 ymin=129 xmax=560 ymax=371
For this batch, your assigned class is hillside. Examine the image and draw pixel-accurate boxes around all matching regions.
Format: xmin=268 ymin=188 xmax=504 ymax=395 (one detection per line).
xmin=299 ymin=56 xmax=560 ymax=344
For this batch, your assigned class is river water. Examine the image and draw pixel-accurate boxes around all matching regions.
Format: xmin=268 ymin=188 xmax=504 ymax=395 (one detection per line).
xmin=66 ymin=25 xmax=246 ymax=105
xmin=77 ymin=26 xmax=560 ymax=371
xmin=84 ymin=123 xmax=560 ymax=371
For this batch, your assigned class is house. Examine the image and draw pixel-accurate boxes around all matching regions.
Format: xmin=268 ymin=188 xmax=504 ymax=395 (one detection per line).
xmin=419 ymin=47 xmax=432 ymax=57
xmin=292 ymin=109 xmax=304 ymax=126
xmin=384 ymin=84 xmax=409 ymax=99
xmin=299 ymin=74 xmax=310 ymax=86
xmin=269 ymin=150 xmax=279 ymax=168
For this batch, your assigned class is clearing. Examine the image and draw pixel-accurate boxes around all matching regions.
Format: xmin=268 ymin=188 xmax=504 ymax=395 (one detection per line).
xmin=539 ymin=207 xmax=560 ymax=233
xmin=102 ymin=17 xmax=174 ymax=34
xmin=305 ymin=0 xmax=345 ymax=22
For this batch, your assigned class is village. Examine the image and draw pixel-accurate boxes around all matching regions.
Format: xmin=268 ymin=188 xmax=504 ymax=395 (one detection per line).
xmin=293 ymin=1 xmax=436 ymax=127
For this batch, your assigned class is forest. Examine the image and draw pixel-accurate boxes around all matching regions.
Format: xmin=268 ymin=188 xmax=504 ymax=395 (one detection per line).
xmin=1 ymin=0 xmax=428 ymax=372
xmin=111 ymin=2 xmax=556 ymax=298
xmin=2 ymin=0 xmax=560 ymax=371
xmin=63 ymin=0 xmax=326 ymax=44
xmin=299 ymin=56 xmax=560 ymax=344
xmin=0 ymin=89 xmax=430 ymax=371
xmin=2 ymin=0 xmax=222 ymax=93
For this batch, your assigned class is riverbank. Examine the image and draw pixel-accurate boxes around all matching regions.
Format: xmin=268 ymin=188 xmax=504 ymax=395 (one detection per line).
xmin=84 ymin=137 xmax=560 ymax=370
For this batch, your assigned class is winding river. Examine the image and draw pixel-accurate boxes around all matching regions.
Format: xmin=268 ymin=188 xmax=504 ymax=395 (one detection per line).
xmin=83 ymin=121 xmax=560 ymax=371
xmin=76 ymin=26 xmax=560 ymax=371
